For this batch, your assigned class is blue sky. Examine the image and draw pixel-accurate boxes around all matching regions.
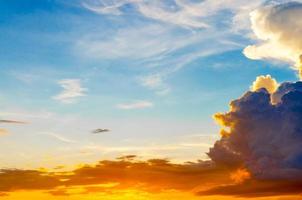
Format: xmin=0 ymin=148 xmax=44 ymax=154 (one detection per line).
xmin=0 ymin=0 xmax=299 ymax=168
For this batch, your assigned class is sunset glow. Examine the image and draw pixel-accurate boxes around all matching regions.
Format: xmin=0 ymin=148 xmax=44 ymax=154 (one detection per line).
xmin=1 ymin=0 xmax=302 ymax=199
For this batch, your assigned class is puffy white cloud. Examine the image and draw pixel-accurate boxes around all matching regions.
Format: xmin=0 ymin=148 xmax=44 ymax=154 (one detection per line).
xmin=53 ymin=79 xmax=87 ymax=104
xmin=209 ymin=78 xmax=302 ymax=180
xmin=244 ymin=2 xmax=302 ymax=78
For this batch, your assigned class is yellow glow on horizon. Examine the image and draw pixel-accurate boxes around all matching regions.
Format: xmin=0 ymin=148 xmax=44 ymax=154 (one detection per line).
xmin=0 ymin=190 xmax=300 ymax=200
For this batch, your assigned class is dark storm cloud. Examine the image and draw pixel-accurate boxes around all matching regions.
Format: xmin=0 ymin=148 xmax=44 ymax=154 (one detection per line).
xmin=208 ymin=81 xmax=302 ymax=180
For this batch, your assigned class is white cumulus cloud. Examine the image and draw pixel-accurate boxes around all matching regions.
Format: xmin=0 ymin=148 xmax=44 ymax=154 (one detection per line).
xmin=244 ymin=2 xmax=302 ymax=78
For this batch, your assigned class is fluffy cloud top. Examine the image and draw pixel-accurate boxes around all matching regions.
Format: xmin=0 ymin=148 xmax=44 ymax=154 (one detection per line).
xmin=244 ymin=2 xmax=302 ymax=78
xmin=209 ymin=76 xmax=302 ymax=180
xmin=251 ymin=75 xmax=278 ymax=94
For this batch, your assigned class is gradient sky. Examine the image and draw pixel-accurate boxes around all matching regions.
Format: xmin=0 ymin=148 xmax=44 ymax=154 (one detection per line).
xmin=1 ymin=0 xmax=302 ymax=199
xmin=1 ymin=0 xmax=298 ymax=169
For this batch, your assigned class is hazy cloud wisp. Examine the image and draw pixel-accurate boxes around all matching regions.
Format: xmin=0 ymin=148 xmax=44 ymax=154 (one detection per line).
xmin=116 ymin=100 xmax=153 ymax=110
xmin=53 ymin=79 xmax=87 ymax=104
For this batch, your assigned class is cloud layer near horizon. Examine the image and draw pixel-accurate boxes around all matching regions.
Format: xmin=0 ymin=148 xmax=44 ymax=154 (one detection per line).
xmin=0 ymin=157 xmax=229 ymax=196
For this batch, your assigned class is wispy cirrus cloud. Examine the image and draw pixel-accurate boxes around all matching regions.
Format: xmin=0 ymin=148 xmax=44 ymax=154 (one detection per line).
xmin=139 ymin=73 xmax=170 ymax=95
xmin=38 ymin=132 xmax=77 ymax=144
xmin=53 ymin=79 xmax=87 ymax=104
xmin=82 ymin=0 xmax=209 ymax=29
xmin=116 ymin=100 xmax=153 ymax=110
xmin=82 ymin=0 xmax=264 ymax=30
xmin=77 ymin=0 xmax=265 ymax=94
xmin=76 ymin=24 xmax=201 ymax=60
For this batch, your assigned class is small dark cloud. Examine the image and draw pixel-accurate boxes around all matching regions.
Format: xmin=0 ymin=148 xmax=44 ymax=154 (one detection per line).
xmin=116 ymin=155 xmax=137 ymax=160
xmin=0 ymin=158 xmax=228 ymax=196
xmin=91 ymin=128 xmax=110 ymax=134
xmin=0 ymin=120 xmax=27 ymax=124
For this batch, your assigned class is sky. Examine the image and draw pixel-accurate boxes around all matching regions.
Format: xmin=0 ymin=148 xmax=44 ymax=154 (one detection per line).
xmin=1 ymin=0 xmax=302 ymax=199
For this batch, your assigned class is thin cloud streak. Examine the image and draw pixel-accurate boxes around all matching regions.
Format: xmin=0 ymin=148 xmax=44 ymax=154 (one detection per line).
xmin=116 ymin=100 xmax=153 ymax=110
xmin=38 ymin=132 xmax=77 ymax=144
xmin=0 ymin=120 xmax=27 ymax=124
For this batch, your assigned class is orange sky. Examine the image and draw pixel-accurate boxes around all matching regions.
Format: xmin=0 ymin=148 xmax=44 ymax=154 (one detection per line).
xmin=2 ymin=1 xmax=302 ymax=199
xmin=0 ymin=156 xmax=301 ymax=199
xmin=1 ymin=191 xmax=301 ymax=200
